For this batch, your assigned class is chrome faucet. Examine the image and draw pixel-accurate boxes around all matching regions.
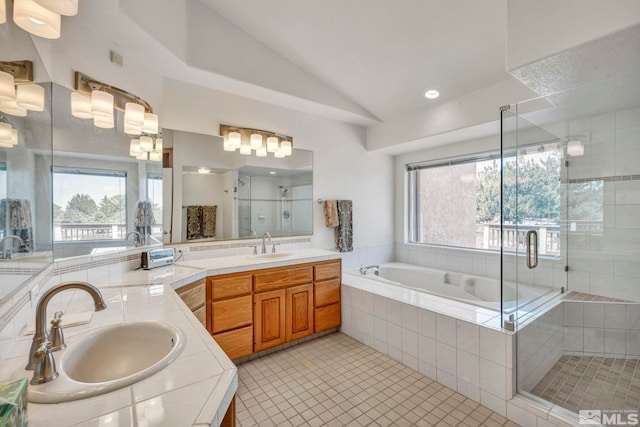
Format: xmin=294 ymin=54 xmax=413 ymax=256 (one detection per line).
xmin=359 ymin=265 xmax=380 ymax=275
xmin=261 ymin=232 xmax=272 ymax=254
xmin=126 ymin=231 xmax=144 ymax=247
xmin=26 ymin=282 xmax=107 ymax=384
xmin=0 ymin=235 xmax=25 ymax=260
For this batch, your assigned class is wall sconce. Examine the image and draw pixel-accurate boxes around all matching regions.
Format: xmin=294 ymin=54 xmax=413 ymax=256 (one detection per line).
xmin=567 ymin=139 xmax=584 ymax=157
xmin=8 ymin=0 xmax=79 ymax=39
xmin=220 ymin=124 xmax=293 ymax=158
xmin=71 ymin=71 xmax=159 ymax=134
xmin=0 ymin=60 xmax=44 ymax=117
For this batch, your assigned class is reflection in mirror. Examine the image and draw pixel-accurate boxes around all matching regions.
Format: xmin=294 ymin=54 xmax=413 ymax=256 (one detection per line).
xmin=52 ymin=84 xmax=162 ymax=259
xmin=165 ymin=129 xmax=312 ymax=244
xmin=0 ymin=82 xmax=53 ymax=303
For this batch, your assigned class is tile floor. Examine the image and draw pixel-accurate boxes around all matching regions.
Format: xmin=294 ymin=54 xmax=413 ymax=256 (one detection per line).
xmin=235 ymin=332 xmax=520 ymax=426
xmin=531 ymin=355 xmax=640 ymax=413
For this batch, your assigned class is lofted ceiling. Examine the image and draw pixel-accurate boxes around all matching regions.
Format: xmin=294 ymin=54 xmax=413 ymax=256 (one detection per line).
xmin=20 ymin=0 xmax=638 ymax=152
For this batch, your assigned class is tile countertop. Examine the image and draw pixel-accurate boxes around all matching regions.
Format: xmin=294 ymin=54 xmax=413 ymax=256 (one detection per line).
xmin=2 ymin=248 xmax=341 ymax=427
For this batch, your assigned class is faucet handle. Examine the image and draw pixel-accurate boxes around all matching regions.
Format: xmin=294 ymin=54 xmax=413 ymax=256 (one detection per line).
xmin=30 ymin=341 xmax=59 ymax=385
xmin=49 ymin=311 xmax=66 ymax=351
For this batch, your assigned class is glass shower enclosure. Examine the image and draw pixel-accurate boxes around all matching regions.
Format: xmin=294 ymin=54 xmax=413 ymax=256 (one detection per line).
xmin=503 ymin=69 xmax=640 ymax=418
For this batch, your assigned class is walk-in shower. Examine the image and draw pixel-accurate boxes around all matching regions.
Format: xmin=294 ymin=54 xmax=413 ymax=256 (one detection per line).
xmin=502 ymin=36 xmax=640 ymax=419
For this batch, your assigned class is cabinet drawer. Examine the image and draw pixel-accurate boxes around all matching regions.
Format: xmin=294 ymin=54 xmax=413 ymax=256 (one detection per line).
xmin=211 ymin=295 xmax=252 ymax=333
xmin=314 ymin=279 xmax=340 ymax=307
xmin=290 ymin=266 xmax=313 ymax=286
xmin=314 ymin=303 xmax=341 ymax=333
xmin=254 ymin=269 xmax=290 ymax=292
xmin=314 ymin=261 xmax=341 ymax=281
xmin=176 ymin=279 xmax=205 ymax=311
xmin=209 ymin=274 xmax=252 ymax=300
xmin=213 ymin=326 xmax=253 ymax=360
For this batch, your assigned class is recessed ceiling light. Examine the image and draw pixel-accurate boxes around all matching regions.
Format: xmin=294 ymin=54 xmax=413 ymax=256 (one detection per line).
xmin=269 ymin=171 xmax=276 ymax=175
xmin=425 ymin=90 xmax=440 ymax=99
xmin=197 ymin=167 xmax=210 ymax=174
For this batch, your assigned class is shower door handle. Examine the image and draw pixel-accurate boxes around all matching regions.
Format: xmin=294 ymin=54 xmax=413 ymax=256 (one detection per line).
xmin=526 ymin=230 xmax=538 ymax=269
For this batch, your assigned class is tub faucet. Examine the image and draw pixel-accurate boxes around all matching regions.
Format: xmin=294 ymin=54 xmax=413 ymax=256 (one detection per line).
xmin=126 ymin=231 xmax=144 ymax=247
xmin=261 ymin=232 xmax=272 ymax=254
xmin=0 ymin=235 xmax=25 ymax=259
xmin=26 ymin=282 xmax=107 ymax=383
xmin=359 ymin=265 xmax=380 ymax=275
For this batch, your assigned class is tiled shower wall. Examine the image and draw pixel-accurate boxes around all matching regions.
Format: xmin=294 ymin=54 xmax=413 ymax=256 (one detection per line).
xmin=564 ymin=106 xmax=640 ymax=302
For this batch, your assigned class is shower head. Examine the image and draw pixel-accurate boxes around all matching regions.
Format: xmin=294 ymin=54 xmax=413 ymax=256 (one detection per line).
xmin=281 ymin=188 xmax=288 ymax=197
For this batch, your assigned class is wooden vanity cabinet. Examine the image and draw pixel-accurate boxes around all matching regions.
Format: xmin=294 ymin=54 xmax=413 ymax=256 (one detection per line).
xmin=207 ymin=259 xmax=341 ymax=360
xmin=313 ymin=260 xmax=342 ymax=333
xmin=207 ymin=273 xmax=254 ymax=360
xmin=176 ymin=278 xmax=206 ymax=327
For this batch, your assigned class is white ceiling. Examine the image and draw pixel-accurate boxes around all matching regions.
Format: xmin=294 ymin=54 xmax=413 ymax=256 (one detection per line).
xmin=199 ymin=0 xmax=509 ymax=121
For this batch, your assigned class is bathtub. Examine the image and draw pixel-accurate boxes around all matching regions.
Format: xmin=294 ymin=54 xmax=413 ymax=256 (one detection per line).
xmin=347 ymin=262 xmax=553 ymax=313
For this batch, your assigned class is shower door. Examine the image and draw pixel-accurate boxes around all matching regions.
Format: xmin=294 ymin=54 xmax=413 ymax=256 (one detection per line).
xmin=500 ymin=103 xmax=568 ymax=393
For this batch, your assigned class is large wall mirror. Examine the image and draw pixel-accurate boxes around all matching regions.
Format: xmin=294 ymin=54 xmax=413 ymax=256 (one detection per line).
xmin=0 ymin=82 xmax=53 ymax=303
xmin=165 ymin=129 xmax=313 ymax=244
xmin=52 ymin=84 xmax=163 ymax=259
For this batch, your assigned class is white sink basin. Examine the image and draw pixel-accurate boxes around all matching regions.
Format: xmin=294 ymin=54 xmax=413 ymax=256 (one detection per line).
xmin=23 ymin=321 xmax=186 ymax=403
xmin=248 ymin=252 xmax=293 ymax=260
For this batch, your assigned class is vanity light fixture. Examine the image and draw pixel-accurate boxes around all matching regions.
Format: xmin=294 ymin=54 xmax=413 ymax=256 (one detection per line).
xmin=220 ymin=125 xmax=293 ymax=158
xmin=129 ymin=134 xmax=162 ymax=162
xmin=0 ymin=117 xmax=19 ymax=148
xmin=8 ymin=0 xmax=80 ymax=39
xmin=0 ymin=60 xmax=44 ymax=117
xmin=0 ymin=0 xmax=6 ymax=24
xmin=72 ymin=71 xmax=158 ymax=133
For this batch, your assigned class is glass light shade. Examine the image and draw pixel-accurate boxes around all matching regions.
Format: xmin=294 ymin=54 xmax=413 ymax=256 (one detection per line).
xmin=281 ymin=140 xmax=292 ymax=156
xmin=16 ymin=84 xmax=44 ymax=111
xmin=148 ymin=151 xmax=162 ymax=162
xmin=70 ymin=92 xmax=93 ymax=119
xmin=223 ymin=139 xmax=236 ymax=151
xmin=239 ymin=142 xmax=252 ymax=155
xmin=0 ymin=0 xmax=6 ymax=24
xmin=91 ymin=91 xmax=114 ymax=119
xmin=140 ymin=136 xmax=154 ymax=152
xmin=154 ymin=138 xmax=163 ymax=152
xmin=0 ymin=123 xmax=12 ymax=141
xmin=0 ymin=71 xmax=15 ymax=101
xmin=256 ymin=146 xmax=267 ymax=157
xmin=124 ymin=123 xmax=142 ymax=135
xmin=0 ymin=140 xmax=12 ymax=148
xmin=228 ymin=131 xmax=241 ymax=149
xmin=34 ymin=0 xmax=78 ymax=16
xmin=274 ymin=148 xmax=285 ymax=158
xmin=266 ymin=136 xmax=278 ymax=152
xmin=129 ymin=139 xmax=142 ymax=156
xmin=250 ymin=133 xmax=262 ymax=150
xmin=0 ymin=98 xmax=27 ymax=116
xmin=142 ymin=113 xmax=158 ymax=134
xmin=124 ymin=102 xmax=145 ymax=127
xmin=93 ymin=114 xmax=114 ymax=129
xmin=12 ymin=129 xmax=19 ymax=145
xmin=13 ymin=0 xmax=61 ymax=39
xmin=136 ymin=152 xmax=148 ymax=160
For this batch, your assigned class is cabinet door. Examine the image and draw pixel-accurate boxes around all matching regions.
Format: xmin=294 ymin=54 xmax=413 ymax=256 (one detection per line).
xmin=213 ymin=326 xmax=253 ymax=360
xmin=315 ymin=303 xmax=341 ymax=333
xmin=254 ymin=289 xmax=286 ymax=352
xmin=286 ymin=284 xmax=314 ymax=342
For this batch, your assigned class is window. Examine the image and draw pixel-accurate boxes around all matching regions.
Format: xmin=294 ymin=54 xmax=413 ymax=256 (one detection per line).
xmin=407 ymin=148 xmax=563 ymax=256
xmin=146 ymin=172 xmax=163 ymax=240
xmin=53 ymin=167 xmax=127 ymax=241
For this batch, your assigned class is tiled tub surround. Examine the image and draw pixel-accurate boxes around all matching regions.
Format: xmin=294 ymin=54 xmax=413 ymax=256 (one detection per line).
xmin=341 ymin=275 xmax=600 ymax=426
